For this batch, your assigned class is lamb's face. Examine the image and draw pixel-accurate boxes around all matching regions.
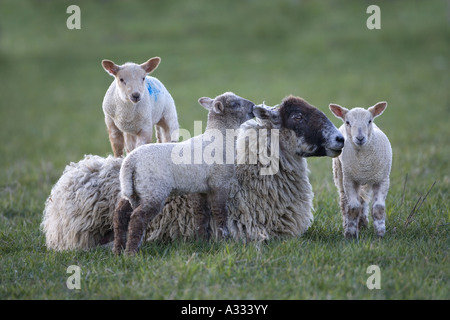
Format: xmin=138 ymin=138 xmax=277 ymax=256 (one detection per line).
xmin=114 ymin=64 xmax=148 ymax=104
xmin=199 ymin=92 xmax=255 ymax=125
xmin=218 ymin=92 xmax=256 ymax=124
xmin=279 ymin=97 xmax=344 ymax=157
xmin=343 ymin=108 xmax=374 ymax=147
xmin=329 ymin=102 xmax=387 ymax=149
xmin=102 ymin=57 xmax=161 ymax=104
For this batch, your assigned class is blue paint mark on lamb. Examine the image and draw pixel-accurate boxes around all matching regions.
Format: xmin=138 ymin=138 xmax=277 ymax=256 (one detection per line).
xmin=146 ymin=77 xmax=161 ymax=102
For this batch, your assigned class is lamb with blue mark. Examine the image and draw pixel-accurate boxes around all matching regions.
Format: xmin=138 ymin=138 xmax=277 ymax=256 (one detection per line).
xmin=101 ymin=57 xmax=179 ymax=157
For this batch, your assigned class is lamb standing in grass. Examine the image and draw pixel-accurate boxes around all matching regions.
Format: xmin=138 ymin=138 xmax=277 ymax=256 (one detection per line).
xmin=329 ymin=101 xmax=392 ymax=238
xmin=102 ymin=57 xmax=179 ymax=157
xmin=114 ymin=92 xmax=255 ymax=255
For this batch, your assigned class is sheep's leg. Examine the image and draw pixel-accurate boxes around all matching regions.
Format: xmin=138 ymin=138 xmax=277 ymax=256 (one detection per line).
xmin=190 ymin=193 xmax=211 ymax=240
xmin=371 ymin=181 xmax=389 ymax=238
xmin=358 ymin=186 xmax=371 ymax=229
xmin=333 ymin=158 xmax=348 ymax=230
xmin=135 ymin=128 xmax=153 ymax=148
xmin=125 ymin=199 xmax=164 ymax=256
xmin=155 ymin=125 xmax=164 ymax=143
xmin=208 ymin=190 xmax=230 ymax=239
xmin=162 ymin=108 xmax=180 ymax=143
xmin=344 ymin=181 xmax=361 ymax=239
xmin=124 ymin=133 xmax=137 ymax=154
xmin=113 ymin=198 xmax=133 ymax=254
xmin=157 ymin=116 xmax=179 ymax=143
xmin=105 ymin=116 xmax=124 ymax=157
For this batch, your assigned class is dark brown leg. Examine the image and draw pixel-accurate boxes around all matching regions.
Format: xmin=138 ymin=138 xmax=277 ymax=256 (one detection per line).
xmin=208 ymin=190 xmax=230 ymax=239
xmin=125 ymin=201 xmax=164 ymax=256
xmin=113 ymin=198 xmax=133 ymax=254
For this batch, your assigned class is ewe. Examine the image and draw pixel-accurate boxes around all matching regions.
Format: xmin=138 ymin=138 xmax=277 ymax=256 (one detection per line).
xmin=102 ymin=57 xmax=179 ymax=157
xmin=329 ymin=101 xmax=392 ymax=238
xmin=114 ymin=92 xmax=255 ymax=255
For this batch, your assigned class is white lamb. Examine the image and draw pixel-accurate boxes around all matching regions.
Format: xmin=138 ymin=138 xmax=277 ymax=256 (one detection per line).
xmin=102 ymin=57 xmax=179 ymax=157
xmin=113 ymin=92 xmax=255 ymax=255
xmin=329 ymin=101 xmax=392 ymax=238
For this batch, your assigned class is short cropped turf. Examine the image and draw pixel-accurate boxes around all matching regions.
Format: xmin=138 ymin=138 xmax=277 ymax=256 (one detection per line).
xmin=0 ymin=0 xmax=448 ymax=299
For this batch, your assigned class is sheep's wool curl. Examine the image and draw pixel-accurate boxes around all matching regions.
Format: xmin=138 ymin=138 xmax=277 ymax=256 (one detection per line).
xmin=42 ymin=120 xmax=314 ymax=250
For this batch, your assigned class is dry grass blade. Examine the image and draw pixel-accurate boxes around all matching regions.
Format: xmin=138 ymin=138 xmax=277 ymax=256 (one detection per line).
xmin=404 ymin=181 xmax=436 ymax=228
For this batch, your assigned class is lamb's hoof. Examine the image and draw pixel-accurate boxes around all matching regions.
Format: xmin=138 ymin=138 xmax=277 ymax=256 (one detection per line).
xmin=124 ymin=249 xmax=138 ymax=257
xmin=358 ymin=217 xmax=369 ymax=229
xmin=375 ymin=229 xmax=386 ymax=238
xmin=344 ymin=230 xmax=358 ymax=239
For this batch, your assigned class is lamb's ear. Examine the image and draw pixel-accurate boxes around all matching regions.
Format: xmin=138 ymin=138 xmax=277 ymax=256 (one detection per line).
xmin=368 ymin=101 xmax=387 ymax=118
xmin=329 ymin=103 xmax=348 ymax=120
xmin=140 ymin=57 xmax=161 ymax=74
xmin=102 ymin=59 xmax=120 ymax=76
xmin=198 ymin=97 xmax=214 ymax=111
xmin=253 ymin=105 xmax=281 ymax=126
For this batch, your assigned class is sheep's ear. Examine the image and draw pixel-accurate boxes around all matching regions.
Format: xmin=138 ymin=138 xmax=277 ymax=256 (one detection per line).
xmin=212 ymin=100 xmax=224 ymax=114
xmin=198 ymin=97 xmax=214 ymax=111
xmin=140 ymin=57 xmax=161 ymax=74
xmin=102 ymin=59 xmax=120 ymax=76
xmin=368 ymin=101 xmax=387 ymax=118
xmin=329 ymin=103 xmax=348 ymax=120
xmin=253 ymin=105 xmax=281 ymax=126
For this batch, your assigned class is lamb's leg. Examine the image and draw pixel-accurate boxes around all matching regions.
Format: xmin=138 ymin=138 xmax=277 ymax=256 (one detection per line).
xmin=105 ymin=115 xmax=124 ymax=157
xmin=157 ymin=116 xmax=179 ymax=143
xmin=158 ymin=112 xmax=179 ymax=142
xmin=208 ymin=190 xmax=230 ymax=239
xmin=190 ymin=193 xmax=211 ymax=240
xmin=135 ymin=128 xmax=153 ymax=148
xmin=113 ymin=198 xmax=133 ymax=254
xmin=124 ymin=133 xmax=137 ymax=154
xmin=332 ymin=158 xmax=348 ymax=230
xmin=371 ymin=180 xmax=389 ymax=238
xmin=344 ymin=180 xmax=361 ymax=239
xmin=125 ymin=199 xmax=164 ymax=256
xmin=358 ymin=186 xmax=371 ymax=229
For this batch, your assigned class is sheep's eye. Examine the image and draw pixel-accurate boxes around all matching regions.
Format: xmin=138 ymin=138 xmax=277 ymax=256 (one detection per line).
xmin=120 ymin=78 xmax=124 ymax=82
xmin=294 ymin=114 xmax=303 ymax=121
xmin=346 ymin=121 xmax=350 ymax=126
xmin=142 ymin=77 xmax=145 ymax=81
xmin=368 ymin=119 xmax=372 ymax=124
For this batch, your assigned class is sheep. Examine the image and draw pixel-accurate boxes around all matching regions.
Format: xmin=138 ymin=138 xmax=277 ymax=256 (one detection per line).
xmin=113 ymin=92 xmax=255 ymax=255
xmin=329 ymin=101 xmax=392 ymax=238
xmin=101 ymin=57 xmax=179 ymax=157
xmin=41 ymin=95 xmax=345 ymax=251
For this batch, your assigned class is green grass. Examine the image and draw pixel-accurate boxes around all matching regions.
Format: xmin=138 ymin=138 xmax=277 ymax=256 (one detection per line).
xmin=0 ymin=0 xmax=448 ymax=299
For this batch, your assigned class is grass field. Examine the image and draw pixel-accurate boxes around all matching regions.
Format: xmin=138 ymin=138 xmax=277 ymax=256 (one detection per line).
xmin=0 ymin=0 xmax=448 ymax=300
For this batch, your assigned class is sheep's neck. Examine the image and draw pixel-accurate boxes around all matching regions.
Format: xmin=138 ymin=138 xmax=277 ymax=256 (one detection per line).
xmin=206 ymin=112 xmax=241 ymax=133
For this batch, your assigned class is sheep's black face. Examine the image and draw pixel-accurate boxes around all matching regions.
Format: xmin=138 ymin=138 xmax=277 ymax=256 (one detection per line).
xmin=279 ymin=96 xmax=344 ymax=158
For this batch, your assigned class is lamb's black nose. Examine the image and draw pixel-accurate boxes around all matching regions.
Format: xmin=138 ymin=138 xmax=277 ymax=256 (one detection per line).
xmin=336 ymin=135 xmax=345 ymax=144
xmin=131 ymin=92 xmax=141 ymax=102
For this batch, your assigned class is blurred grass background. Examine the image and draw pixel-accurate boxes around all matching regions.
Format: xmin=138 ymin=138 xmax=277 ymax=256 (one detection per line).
xmin=0 ymin=0 xmax=448 ymax=299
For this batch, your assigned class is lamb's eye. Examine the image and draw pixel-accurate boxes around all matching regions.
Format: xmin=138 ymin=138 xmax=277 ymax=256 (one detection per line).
xmin=142 ymin=77 xmax=145 ymax=81
xmin=293 ymin=114 xmax=303 ymax=121
xmin=346 ymin=121 xmax=350 ymax=126
xmin=368 ymin=119 xmax=372 ymax=124
xmin=120 ymin=78 xmax=124 ymax=82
